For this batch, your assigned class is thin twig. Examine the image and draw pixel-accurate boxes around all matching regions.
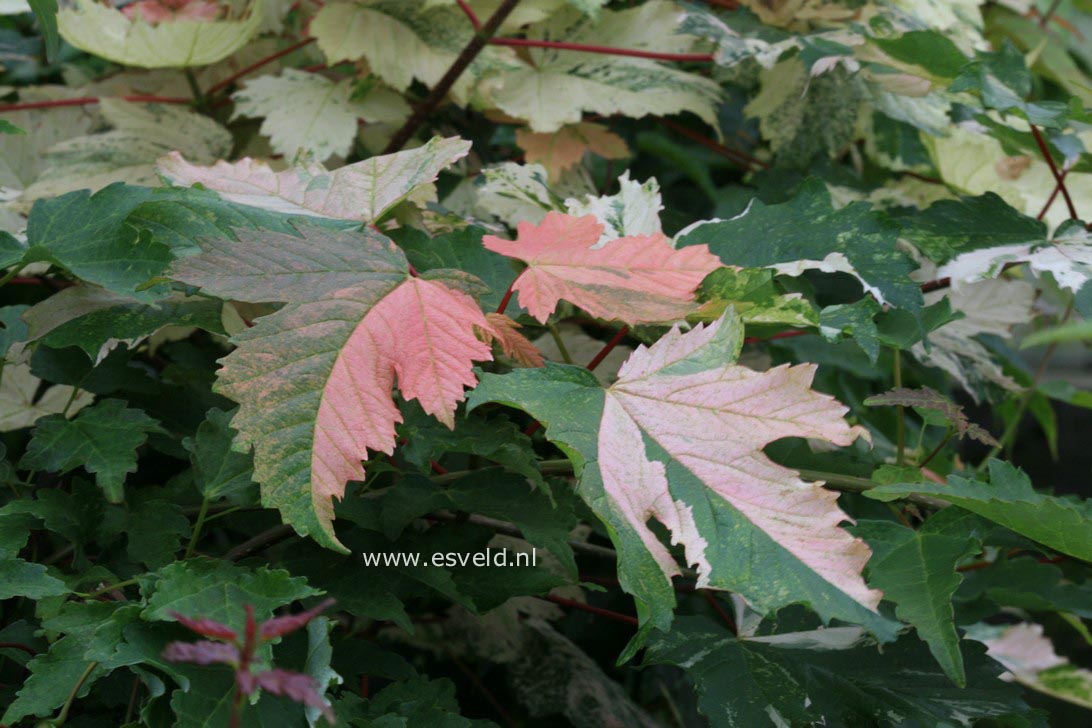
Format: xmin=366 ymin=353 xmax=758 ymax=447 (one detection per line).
xmin=701 ymin=591 xmax=738 ymax=634
xmin=539 ymin=594 xmax=639 ymax=626
xmin=54 ymin=662 xmax=99 ymax=726
xmin=207 ymin=38 xmax=317 ymax=97
xmin=979 ymin=299 xmax=1074 ymax=468
xmin=1029 ymin=125 xmax=1078 ymax=219
xmin=0 ymin=642 xmax=38 ymax=656
xmin=452 ymin=657 xmax=517 ymax=728
xmin=495 ymin=272 xmax=522 ymax=314
xmin=1037 ymin=172 xmax=1067 ymax=220
xmin=657 ymin=117 xmax=767 ymax=170
xmin=383 ymin=0 xmax=524 ymax=153
xmin=586 ymin=326 xmax=629 ymax=372
xmin=454 ymin=0 xmax=481 ymax=30
xmin=0 ymin=95 xmax=191 ymax=112
xmin=225 ymin=524 xmax=296 ymax=561
xmin=1039 ymin=0 xmax=1063 ymax=28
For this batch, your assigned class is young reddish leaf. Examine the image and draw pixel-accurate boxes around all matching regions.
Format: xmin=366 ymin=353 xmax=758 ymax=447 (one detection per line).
xmin=168 ymin=612 xmax=238 ymax=641
xmin=162 ymin=640 xmax=240 ymax=666
xmin=253 ymin=669 xmax=336 ymax=723
xmin=259 ymin=598 xmax=336 ymax=640
xmin=481 ymin=312 xmax=545 ymax=368
xmin=482 ymin=212 xmax=720 ymax=325
xmin=171 ymin=225 xmax=494 ymax=550
xmin=158 ymin=136 xmax=470 ymax=222
xmin=515 ymin=122 xmax=629 ymax=180
xmin=470 ymin=311 xmax=894 ymax=645
xmin=865 ymin=386 xmax=999 ymax=446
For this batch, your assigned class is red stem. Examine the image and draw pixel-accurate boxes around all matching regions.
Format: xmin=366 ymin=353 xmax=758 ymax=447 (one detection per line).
xmin=540 ymin=594 xmax=639 ymax=626
xmin=207 ymin=37 xmax=317 ymax=96
xmin=701 ymin=591 xmax=738 ymax=634
xmin=586 ymin=326 xmax=629 ymax=372
xmin=0 ymin=642 xmax=38 ymax=656
xmin=1037 ymin=171 xmax=1067 ymax=221
xmin=489 ymin=37 xmax=714 ymax=63
xmin=495 ymin=272 xmax=521 ymax=314
xmin=658 ymin=117 xmax=768 ymax=170
xmin=455 ymin=0 xmax=481 ymax=30
xmin=0 ymin=95 xmax=191 ymax=112
xmin=1029 ymin=125 xmax=1078 ymax=220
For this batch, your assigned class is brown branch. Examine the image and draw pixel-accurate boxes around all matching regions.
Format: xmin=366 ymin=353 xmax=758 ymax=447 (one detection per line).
xmin=657 ymin=117 xmax=768 ymax=170
xmin=383 ymin=0 xmax=524 ymax=153
xmin=1029 ymin=125 xmax=1078 ymax=219
xmin=539 ymin=594 xmax=639 ymax=626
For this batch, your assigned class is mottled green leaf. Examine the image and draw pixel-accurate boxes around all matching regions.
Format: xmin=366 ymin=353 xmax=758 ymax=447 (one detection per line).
xmin=868 ymin=460 xmax=1092 ymax=562
xmin=184 ymin=407 xmax=257 ymax=501
xmin=20 ymin=399 xmax=163 ymax=502
xmin=854 ymin=516 xmax=981 ymax=686
xmin=22 ymin=183 xmax=171 ymax=299
xmin=23 ymin=285 xmax=229 ymax=363
xmin=126 ymin=499 xmax=190 ymax=569
xmin=678 ymin=179 xmax=922 ymax=312
xmin=643 ymin=616 xmax=1042 ymax=728
xmin=901 ymin=192 xmax=1047 ymax=265
xmin=1 ymin=634 xmax=105 ymax=725
xmin=0 ymin=558 xmax=68 ymax=599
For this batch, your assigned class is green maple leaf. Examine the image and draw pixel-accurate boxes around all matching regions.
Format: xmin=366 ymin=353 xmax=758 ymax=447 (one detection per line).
xmin=19 ymin=399 xmax=164 ymax=502
xmin=868 ymin=460 xmax=1092 ymax=563
xmin=677 ymin=179 xmax=923 ymax=314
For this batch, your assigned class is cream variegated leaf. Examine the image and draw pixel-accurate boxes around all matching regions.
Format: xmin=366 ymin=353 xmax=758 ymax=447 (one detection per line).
xmin=910 ymin=276 xmax=1036 ymax=399
xmin=937 ymin=222 xmax=1092 ymax=299
xmin=971 ymin=622 xmax=1092 ymax=710
xmin=0 ymin=87 xmax=102 ymax=192
xmin=19 ymin=100 xmax=231 ymax=206
xmin=58 ymin=0 xmax=265 ymax=68
xmin=0 ymin=362 xmax=94 ymax=433
xmin=232 ymin=69 xmax=410 ymax=162
xmin=477 ymin=1 xmax=722 ymax=132
xmin=565 ymin=171 xmax=663 ymax=243
xmin=470 ymin=311 xmax=893 ymax=648
xmin=311 ymin=0 xmax=517 ymax=97
xmin=159 ymin=136 xmax=470 ymax=222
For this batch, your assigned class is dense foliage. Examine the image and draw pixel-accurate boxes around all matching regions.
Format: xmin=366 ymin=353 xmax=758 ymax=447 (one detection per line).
xmin=1 ymin=0 xmax=1091 ymax=725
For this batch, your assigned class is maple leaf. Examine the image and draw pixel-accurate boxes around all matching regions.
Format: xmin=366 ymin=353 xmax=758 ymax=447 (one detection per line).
xmin=57 ymin=0 xmax=262 ymax=68
xmin=481 ymin=313 xmax=545 ymax=368
xmin=158 ymin=136 xmax=470 ymax=222
xmin=937 ymin=220 xmax=1092 ymax=300
xmin=311 ymin=0 xmax=515 ymax=98
xmin=908 ymin=276 xmax=1035 ymax=399
xmin=565 ymin=171 xmax=663 ymax=242
xmin=232 ymin=69 xmax=410 ymax=162
xmin=469 ymin=310 xmax=893 ymax=650
xmin=515 ymin=122 xmax=629 ymax=180
xmin=482 ymin=211 xmax=721 ymax=324
xmin=170 ymin=223 xmax=495 ymax=550
xmin=864 ymin=387 xmax=999 ymax=446
xmin=477 ymin=1 xmax=721 ymax=132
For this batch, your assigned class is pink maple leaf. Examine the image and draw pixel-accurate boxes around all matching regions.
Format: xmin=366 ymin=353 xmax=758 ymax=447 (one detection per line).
xmin=482 ymin=211 xmax=720 ymax=324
